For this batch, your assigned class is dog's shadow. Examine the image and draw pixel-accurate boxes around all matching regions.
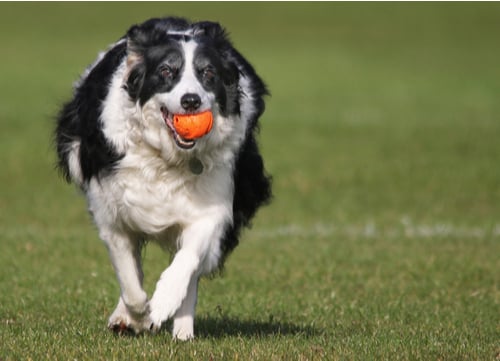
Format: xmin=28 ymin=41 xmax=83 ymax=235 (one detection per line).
xmin=195 ymin=315 xmax=320 ymax=338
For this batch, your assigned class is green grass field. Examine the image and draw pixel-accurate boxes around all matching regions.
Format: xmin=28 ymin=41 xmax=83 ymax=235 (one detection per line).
xmin=1 ymin=3 xmax=499 ymax=360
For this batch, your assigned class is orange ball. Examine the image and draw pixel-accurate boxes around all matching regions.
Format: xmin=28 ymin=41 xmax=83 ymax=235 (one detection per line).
xmin=173 ymin=111 xmax=213 ymax=140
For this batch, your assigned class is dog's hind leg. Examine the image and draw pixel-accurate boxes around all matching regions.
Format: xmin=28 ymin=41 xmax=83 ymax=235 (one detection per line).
xmin=102 ymin=229 xmax=152 ymax=334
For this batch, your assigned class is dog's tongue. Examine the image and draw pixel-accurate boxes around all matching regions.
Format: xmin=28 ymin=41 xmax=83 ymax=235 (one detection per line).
xmin=172 ymin=111 xmax=213 ymax=140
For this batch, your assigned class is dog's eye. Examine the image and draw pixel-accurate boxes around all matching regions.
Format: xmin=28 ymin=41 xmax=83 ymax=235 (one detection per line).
xmin=159 ymin=66 xmax=174 ymax=79
xmin=202 ymin=67 xmax=216 ymax=81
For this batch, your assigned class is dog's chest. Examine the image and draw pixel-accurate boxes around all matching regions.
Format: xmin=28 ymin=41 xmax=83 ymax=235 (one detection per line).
xmin=103 ymin=157 xmax=233 ymax=236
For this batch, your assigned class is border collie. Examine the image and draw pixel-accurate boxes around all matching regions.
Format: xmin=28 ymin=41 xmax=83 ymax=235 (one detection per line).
xmin=55 ymin=17 xmax=271 ymax=340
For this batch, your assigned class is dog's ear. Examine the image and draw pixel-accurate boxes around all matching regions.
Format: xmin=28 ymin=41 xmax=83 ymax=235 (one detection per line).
xmin=193 ymin=21 xmax=229 ymax=45
xmin=125 ymin=62 xmax=146 ymax=101
xmin=124 ymin=25 xmax=147 ymax=101
xmin=193 ymin=21 xmax=226 ymax=39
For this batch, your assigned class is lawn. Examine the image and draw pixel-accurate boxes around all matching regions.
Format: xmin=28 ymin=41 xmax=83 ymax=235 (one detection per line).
xmin=1 ymin=3 xmax=499 ymax=360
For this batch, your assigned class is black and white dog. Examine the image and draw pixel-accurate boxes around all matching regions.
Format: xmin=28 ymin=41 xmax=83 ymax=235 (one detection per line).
xmin=55 ymin=17 xmax=271 ymax=340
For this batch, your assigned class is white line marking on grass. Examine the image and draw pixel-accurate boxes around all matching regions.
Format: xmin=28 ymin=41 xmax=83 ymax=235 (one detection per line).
xmin=253 ymin=217 xmax=500 ymax=240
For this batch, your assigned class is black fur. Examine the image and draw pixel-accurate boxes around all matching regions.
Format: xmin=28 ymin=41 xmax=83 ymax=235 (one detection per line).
xmin=222 ymin=135 xmax=272 ymax=258
xmin=56 ymin=42 xmax=127 ymax=183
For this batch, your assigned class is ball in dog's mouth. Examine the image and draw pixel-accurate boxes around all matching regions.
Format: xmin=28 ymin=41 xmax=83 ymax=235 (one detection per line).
xmin=161 ymin=107 xmax=213 ymax=150
xmin=161 ymin=107 xmax=197 ymax=150
xmin=173 ymin=111 xmax=213 ymax=140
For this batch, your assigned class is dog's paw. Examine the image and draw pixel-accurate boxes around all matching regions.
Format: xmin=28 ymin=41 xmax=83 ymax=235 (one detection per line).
xmin=109 ymin=320 xmax=137 ymax=336
xmin=172 ymin=319 xmax=194 ymax=341
xmin=108 ymin=301 xmax=152 ymax=335
xmin=108 ymin=313 xmax=153 ymax=335
xmin=148 ymin=317 xmax=194 ymax=341
xmin=149 ymin=293 xmax=180 ymax=333
xmin=148 ymin=304 xmax=171 ymax=334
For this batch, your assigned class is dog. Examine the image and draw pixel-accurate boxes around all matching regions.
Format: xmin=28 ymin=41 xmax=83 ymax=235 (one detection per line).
xmin=55 ymin=17 xmax=271 ymax=340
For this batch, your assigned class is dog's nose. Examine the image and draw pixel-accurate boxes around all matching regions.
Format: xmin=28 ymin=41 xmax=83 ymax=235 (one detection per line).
xmin=181 ymin=93 xmax=201 ymax=111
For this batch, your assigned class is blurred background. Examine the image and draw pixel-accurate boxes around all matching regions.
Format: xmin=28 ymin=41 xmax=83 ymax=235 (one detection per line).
xmin=0 ymin=3 xmax=499 ymax=359
xmin=1 ymin=3 xmax=499 ymax=230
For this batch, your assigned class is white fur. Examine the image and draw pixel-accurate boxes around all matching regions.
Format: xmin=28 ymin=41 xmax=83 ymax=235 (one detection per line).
xmin=84 ymin=40 xmax=251 ymax=339
xmin=66 ymin=140 xmax=83 ymax=186
xmin=160 ymin=41 xmax=215 ymax=115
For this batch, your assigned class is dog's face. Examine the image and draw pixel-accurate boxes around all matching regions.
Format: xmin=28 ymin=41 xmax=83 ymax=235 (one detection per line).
xmin=124 ymin=22 xmax=241 ymax=151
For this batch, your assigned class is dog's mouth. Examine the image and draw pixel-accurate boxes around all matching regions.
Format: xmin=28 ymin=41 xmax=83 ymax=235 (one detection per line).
xmin=160 ymin=106 xmax=196 ymax=150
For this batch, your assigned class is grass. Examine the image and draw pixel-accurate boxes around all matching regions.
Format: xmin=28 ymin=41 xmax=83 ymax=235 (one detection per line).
xmin=1 ymin=3 xmax=499 ymax=360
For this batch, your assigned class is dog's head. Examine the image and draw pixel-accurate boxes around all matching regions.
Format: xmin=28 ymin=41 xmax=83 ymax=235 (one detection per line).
xmin=123 ymin=18 xmax=253 ymax=153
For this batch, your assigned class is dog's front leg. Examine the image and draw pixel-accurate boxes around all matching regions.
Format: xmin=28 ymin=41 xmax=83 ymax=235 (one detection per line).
xmin=172 ymin=274 xmax=199 ymax=340
xmin=102 ymin=229 xmax=152 ymax=334
xmin=149 ymin=217 xmax=225 ymax=338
